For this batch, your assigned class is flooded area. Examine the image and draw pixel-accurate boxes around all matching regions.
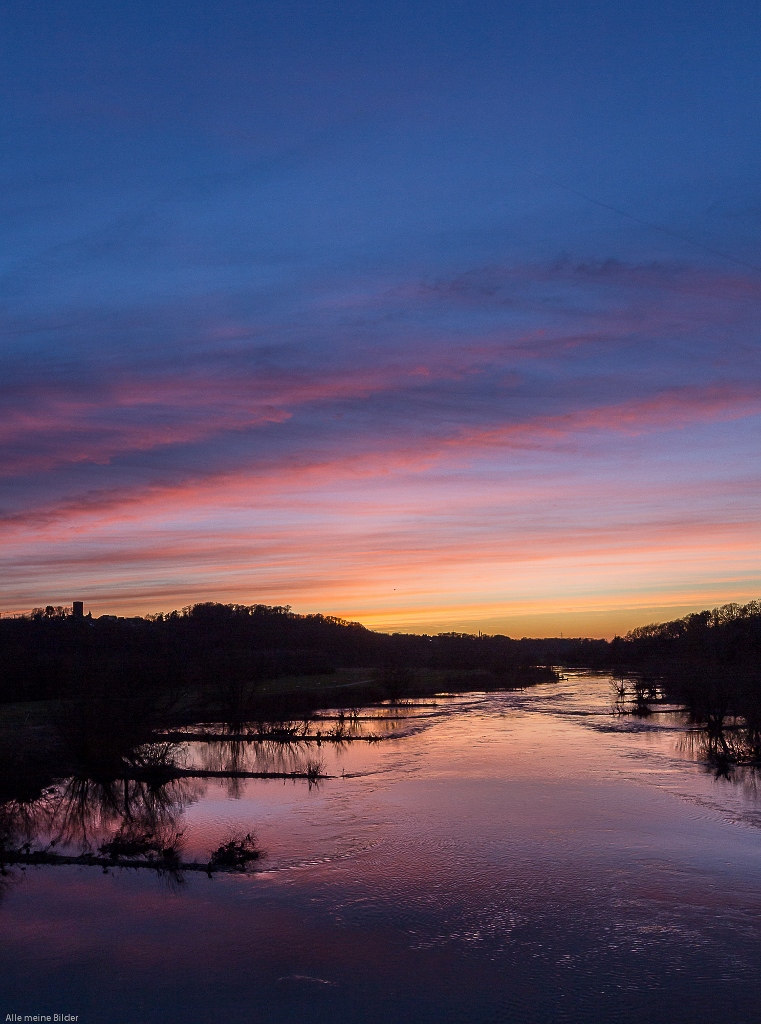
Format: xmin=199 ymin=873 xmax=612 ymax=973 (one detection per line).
xmin=2 ymin=672 xmax=761 ymax=1023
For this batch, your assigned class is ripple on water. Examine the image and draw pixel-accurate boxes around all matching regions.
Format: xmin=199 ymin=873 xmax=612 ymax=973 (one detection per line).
xmin=3 ymin=674 xmax=761 ymax=1024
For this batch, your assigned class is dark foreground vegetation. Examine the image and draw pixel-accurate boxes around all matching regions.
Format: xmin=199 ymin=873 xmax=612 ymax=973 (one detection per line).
xmin=0 ymin=601 xmax=558 ymax=709
xmin=609 ymin=600 xmax=761 ymax=770
xmin=2 ymin=597 xmax=759 ymax=723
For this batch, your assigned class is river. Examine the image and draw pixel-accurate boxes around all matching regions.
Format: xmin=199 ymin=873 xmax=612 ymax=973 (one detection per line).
xmin=2 ymin=672 xmax=761 ymax=1023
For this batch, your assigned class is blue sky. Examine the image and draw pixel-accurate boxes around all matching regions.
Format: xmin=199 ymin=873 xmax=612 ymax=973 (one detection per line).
xmin=2 ymin=0 xmax=761 ymax=633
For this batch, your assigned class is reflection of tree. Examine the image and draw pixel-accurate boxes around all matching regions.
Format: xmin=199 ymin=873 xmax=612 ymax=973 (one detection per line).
xmin=680 ymin=724 xmax=761 ymax=777
xmin=200 ymin=740 xmax=247 ymax=798
xmin=50 ymin=775 xmax=202 ymax=852
xmin=610 ymin=676 xmax=660 ymax=717
xmin=198 ymin=739 xmax=324 ymax=794
xmin=0 ymin=770 xmax=260 ymax=880
xmin=0 ymin=773 xmax=202 ymax=857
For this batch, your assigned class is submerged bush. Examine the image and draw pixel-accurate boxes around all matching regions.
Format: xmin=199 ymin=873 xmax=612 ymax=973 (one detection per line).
xmin=208 ymin=832 xmax=260 ymax=870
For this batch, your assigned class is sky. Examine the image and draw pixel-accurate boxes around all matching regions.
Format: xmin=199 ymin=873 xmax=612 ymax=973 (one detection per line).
xmin=2 ymin=0 xmax=761 ymax=636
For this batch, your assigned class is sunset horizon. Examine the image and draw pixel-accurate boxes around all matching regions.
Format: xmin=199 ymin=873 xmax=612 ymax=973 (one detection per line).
xmin=6 ymin=592 xmax=760 ymax=641
xmin=3 ymin=2 xmax=760 ymax=638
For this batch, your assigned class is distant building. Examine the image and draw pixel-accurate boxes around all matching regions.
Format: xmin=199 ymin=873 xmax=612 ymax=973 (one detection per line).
xmin=72 ymin=601 xmax=84 ymax=618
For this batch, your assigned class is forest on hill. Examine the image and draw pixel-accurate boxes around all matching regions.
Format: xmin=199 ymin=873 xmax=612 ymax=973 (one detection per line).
xmin=0 ymin=598 xmax=759 ymax=724
xmin=0 ymin=601 xmax=557 ymax=708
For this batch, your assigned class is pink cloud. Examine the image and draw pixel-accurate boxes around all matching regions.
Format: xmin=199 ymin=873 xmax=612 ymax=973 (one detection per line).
xmin=442 ymin=383 xmax=761 ymax=453
xmin=2 ymin=379 xmax=760 ymax=541
xmin=0 ymin=357 xmax=482 ymax=475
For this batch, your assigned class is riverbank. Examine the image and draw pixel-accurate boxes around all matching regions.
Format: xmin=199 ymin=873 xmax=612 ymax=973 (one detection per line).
xmin=0 ymin=663 xmax=557 ymax=805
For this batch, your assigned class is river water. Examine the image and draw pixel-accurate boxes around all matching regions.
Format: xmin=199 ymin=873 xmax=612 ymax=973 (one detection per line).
xmin=2 ymin=672 xmax=761 ymax=1023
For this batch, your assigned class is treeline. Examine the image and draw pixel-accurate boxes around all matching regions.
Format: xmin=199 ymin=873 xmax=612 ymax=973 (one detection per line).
xmin=1 ymin=599 xmax=759 ymax=722
xmin=610 ymin=602 xmax=761 ymax=738
xmin=0 ymin=602 xmax=558 ymax=708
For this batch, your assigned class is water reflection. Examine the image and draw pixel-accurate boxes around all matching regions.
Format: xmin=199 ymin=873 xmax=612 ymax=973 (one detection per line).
xmin=0 ymin=699 xmax=435 ymax=884
xmin=608 ymin=675 xmax=761 ymax=776
xmin=2 ymin=675 xmax=757 ymax=884
xmin=0 ymin=774 xmax=205 ymax=878
xmin=0 ymin=706 xmax=428 ymax=880
xmin=168 ymin=704 xmax=421 ymax=744
xmin=680 ymin=726 xmax=761 ymax=780
xmin=3 ymin=678 xmax=761 ymax=889
xmin=194 ymin=739 xmax=325 ymax=797
xmin=4 ymin=675 xmax=761 ymax=1024
xmin=610 ymin=675 xmax=665 ymax=717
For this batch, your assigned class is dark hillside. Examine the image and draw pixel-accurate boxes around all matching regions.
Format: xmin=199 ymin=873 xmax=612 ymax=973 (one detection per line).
xmin=0 ymin=602 xmax=556 ymax=708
